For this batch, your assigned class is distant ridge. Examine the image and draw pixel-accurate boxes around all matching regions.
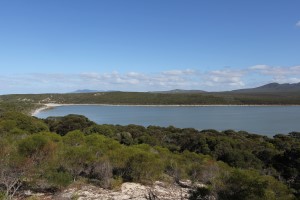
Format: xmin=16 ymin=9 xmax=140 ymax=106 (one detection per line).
xmin=150 ymin=89 xmax=206 ymax=94
xmin=70 ymin=82 xmax=300 ymax=94
xmin=231 ymin=82 xmax=300 ymax=93
xmin=71 ymin=89 xmax=101 ymax=93
xmin=2 ymin=82 xmax=300 ymax=106
xmin=71 ymin=89 xmax=120 ymax=93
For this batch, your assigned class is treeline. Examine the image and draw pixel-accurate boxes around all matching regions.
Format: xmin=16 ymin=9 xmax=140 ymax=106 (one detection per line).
xmin=2 ymin=91 xmax=300 ymax=105
xmin=0 ymin=112 xmax=298 ymax=199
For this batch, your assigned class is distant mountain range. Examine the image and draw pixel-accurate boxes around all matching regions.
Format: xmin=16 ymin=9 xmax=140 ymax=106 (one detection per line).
xmin=150 ymin=89 xmax=206 ymax=94
xmin=231 ymin=82 xmax=300 ymax=93
xmin=72 ymin=82 xmax=300 ymax=94
xmin=72 ymin=89 xmax=101 ymax=93
xmin=3 ymin=82 xmax=300 ymax=106
xmin=71 ymin=89 xmax=207 ymax=94
xmin=71 ymin=89 xmax=119 ymax=93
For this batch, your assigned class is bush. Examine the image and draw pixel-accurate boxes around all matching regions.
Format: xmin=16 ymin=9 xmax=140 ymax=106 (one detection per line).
xmin=46 ymin=114 xmax=94 ymax=136
xmin=46 ymin=171 xmax=73 ymax=189
xmin=124 ymin=149 xmax=164 ymax=183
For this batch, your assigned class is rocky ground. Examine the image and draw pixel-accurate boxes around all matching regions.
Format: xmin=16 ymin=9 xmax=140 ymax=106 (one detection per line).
xmin=19 ymin=181 xmax=204 ymax=200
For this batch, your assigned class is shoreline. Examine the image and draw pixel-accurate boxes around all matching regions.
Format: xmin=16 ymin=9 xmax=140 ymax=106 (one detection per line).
xmin=31 ymin=103 xmax=300 ymax=116
xmin=31 ymin=105 xmax=50 ymax=116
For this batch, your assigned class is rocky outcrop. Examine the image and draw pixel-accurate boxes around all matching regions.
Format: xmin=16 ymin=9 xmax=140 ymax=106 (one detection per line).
xmin=22 ymin=181 xmax=198 ymax=200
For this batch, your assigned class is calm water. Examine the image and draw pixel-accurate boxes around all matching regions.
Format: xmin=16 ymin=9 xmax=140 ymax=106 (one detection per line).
xmin=35 ymin=105 xmax=300 ymax=136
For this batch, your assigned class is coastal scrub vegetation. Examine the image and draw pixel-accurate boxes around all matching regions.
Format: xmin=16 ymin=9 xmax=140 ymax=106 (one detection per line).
xmin=0 ymin=108 xmax=299 ymax=199
xmin=2 ymin=91 xmax=300 ymax=106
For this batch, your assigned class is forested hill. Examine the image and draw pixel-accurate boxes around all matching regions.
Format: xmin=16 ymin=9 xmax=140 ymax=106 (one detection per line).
xmin=231 ymin=82 xmax=300 ymax=93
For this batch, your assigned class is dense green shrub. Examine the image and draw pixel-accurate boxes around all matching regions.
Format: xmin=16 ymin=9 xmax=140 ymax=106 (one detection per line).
xmin=46 ymin=114 xmax=94 ymax=136
xmin=0 ymin=110 xmax=298 ymax=199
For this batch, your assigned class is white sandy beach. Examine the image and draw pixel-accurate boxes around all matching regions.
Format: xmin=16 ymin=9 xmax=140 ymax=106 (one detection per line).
xmin=31 ymin=103 xmax=61 ymax=116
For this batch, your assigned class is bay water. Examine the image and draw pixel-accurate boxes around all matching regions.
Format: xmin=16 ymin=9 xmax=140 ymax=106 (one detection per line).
xmin=35 ymin=105 xmax=300 ymax=137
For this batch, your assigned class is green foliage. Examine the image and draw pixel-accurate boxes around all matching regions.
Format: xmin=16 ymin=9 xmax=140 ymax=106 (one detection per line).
xmin=46 ymin=114 xmax=94 ymax=136
xmin=3 ymin=90 xmax=300 ymax=107
xmin=217 ymin=169 xmax=268 ymax=200
xmin=0 ymin=138 xmax=32 ymax=200
xmin=84 ymin=124 xmax=116 ymax=137
xmin=273 ymin=147 xmax=300 ymax=196
xmin=0 ymin=112 xmax=48 ymax=134
xmin=220 ymin=149 xmax=263 ymax=169
xmin=18 ymin=134 xmax=48 ymax=157
xmin=288 ymin=132 xmax=300 ymax=139
xmin=124 ymin=147 xmax=164 ymax=183
xmin=17 ymin=133 xmax=60 ymax=176
xmin=61 ymin=145 xmax=92 ymax=181
xmin=46 ymin=171 xmax=73 ymax=189
xmin=116 ymin=132 xmax=134 ymax=145
xmin=215 ymin=169 xmax=296 ymax=200
xmin=0 ymin=192 xmax=6 ymax=200
xmin=110 ymin=176 xmax=123 ymax=190
xmin=0 ymin=110 xmax=299 ymax=198
xmin=63 ymin=130 xmax=85 ymax=146
xmin=263 ymin=176 xmax=295 ymax=200
xmin=0 ymin=101 xmax=42 ymax=115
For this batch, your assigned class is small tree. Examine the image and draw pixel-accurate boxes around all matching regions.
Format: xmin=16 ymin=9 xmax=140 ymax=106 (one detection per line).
xmin=89 ymin=157 xmax=113 ymax=188
xmin=61 ymin=146 xmax=92 ymax=181
xmin=0 ymin=141 xmax=31 ymax=199
xmin=124 ymin=149 xmax=163 ymax=183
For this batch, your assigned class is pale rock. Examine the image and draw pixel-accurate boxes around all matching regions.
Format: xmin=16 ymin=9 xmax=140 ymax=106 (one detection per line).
xmin=20 ymin=180 xmax=203 ymax=200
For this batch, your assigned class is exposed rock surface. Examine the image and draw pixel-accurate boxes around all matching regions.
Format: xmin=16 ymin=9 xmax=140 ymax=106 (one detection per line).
xmin=21 ymin=181 xmax=194 ymax=200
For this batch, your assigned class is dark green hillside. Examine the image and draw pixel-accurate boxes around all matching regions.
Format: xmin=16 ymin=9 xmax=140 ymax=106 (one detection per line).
xmin=215 ymin=92 xmax=300 ymax=105
xmin=0 ymin=92 xmax=235 ymax=105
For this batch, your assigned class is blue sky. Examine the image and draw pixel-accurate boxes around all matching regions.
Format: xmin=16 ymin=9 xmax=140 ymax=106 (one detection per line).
xmin=0 ymin=0 xmax=300 ymax=94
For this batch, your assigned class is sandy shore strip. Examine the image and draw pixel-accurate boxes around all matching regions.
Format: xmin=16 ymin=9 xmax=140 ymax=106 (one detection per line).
xmin=31 ymin=103 xmax=300 ymax=116
xmin=31 ymin=104 xmax=61 ymax=116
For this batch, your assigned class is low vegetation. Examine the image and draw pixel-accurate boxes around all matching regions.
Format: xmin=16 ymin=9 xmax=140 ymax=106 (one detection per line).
xmin=1 ymin=90 xmax=300 ymax=106
xmin=0 ymin=102 xmax=299 ymax=199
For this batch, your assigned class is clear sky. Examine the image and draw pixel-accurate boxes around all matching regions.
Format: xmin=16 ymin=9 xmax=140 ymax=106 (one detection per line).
xmin=0 ymin=0 xmax=300 ymax=94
